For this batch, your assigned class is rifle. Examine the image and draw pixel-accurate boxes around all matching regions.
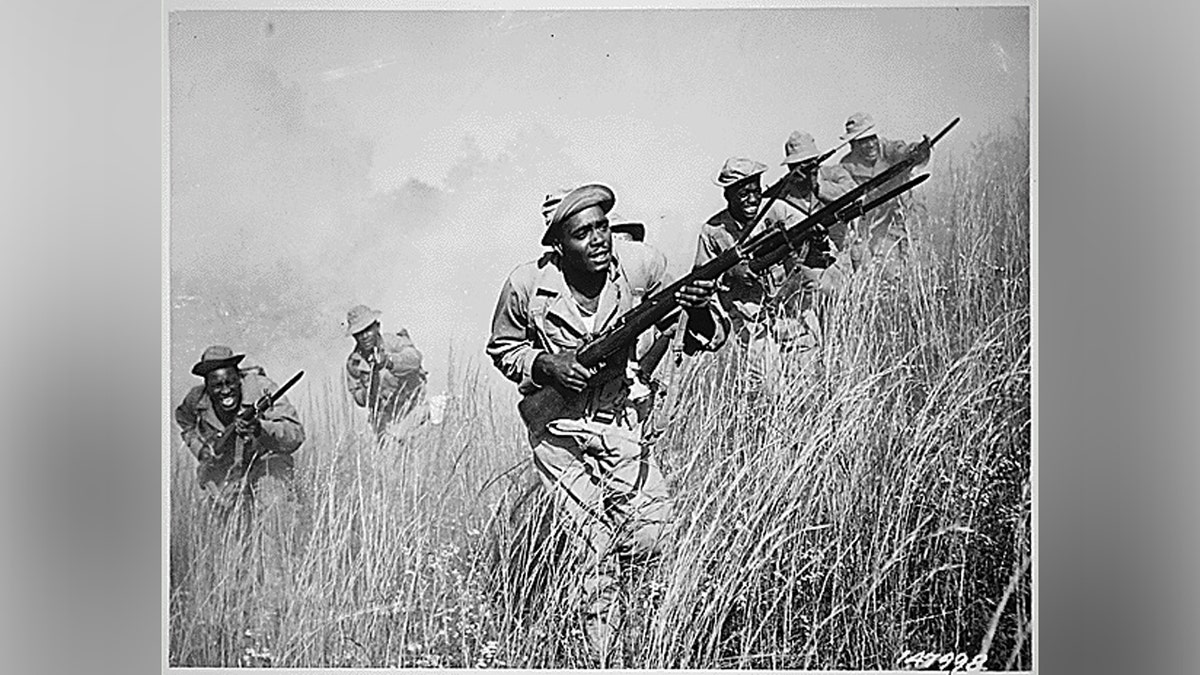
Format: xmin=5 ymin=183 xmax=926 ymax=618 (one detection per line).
xmin=516 ymin=120 xmax=956 ymax=431
xmin=205 ymin=370 xmax=305 ymax=469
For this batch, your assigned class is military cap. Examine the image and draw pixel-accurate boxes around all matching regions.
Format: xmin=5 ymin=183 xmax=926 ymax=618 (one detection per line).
xmin=841 ymin=112 xmax=878 ymax=140
xmin=345 ymin=304 xmax=383 ymax=336
xmin=540 ymin=183 xmax=616 ymax=246
xmin=782 ymin=131 xmax=821 ymax=165
xmin=713 ymin=157 xmax=768 ymax=188
xmin=608 ymin=213 xmax=646 ymax=242
xmin=191 ymin=345 xmax=246 ymax=377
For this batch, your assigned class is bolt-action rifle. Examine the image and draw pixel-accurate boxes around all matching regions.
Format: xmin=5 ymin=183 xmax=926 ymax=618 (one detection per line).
xmin=514 ymin=120 xmax=956 ymax=431
xmin=205 ymin=370 xmax=305 ymax=469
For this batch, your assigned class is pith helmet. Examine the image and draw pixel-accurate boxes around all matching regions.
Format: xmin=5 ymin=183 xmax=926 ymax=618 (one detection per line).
xmin=540 ymin=183 xmax=616 ymax=246
xmin=782 ymin=131 xmax=821 ymax=165
xmin=345 ymin=304 xmax=382 ymax=336
xmin=841 ymin=112 xmax=878 ymax=140
xmin=191 ymin=345 xmax=246 ymax=377
xmin=608 ymin=213 xmax=646 ymax=242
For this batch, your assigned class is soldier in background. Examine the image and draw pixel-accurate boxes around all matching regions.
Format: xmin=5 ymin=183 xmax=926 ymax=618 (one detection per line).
xmin=176 ymin=345 xmax=305 ymax=499
xmin=694 ymin=157 xmax=827 ymax=394
xmin=344 ymin=304 xmax=427 ymax=439
xmin=838 ymin=112 xmax=932 ymax=269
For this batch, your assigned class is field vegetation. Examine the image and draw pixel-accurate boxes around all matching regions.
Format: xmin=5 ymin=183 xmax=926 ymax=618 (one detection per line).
xmin=169 ymin=118 xmax=1031 ymax=669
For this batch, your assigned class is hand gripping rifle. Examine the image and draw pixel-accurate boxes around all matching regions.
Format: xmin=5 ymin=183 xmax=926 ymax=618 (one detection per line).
xmin=205 ymin=370 xmax=305 ymax=469
xmin=515 ymin=119 xmax=956 ymax=431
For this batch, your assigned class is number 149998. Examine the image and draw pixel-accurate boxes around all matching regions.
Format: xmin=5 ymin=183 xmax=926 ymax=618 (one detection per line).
xmin=898 ymin=649 xmax=988 ymax=671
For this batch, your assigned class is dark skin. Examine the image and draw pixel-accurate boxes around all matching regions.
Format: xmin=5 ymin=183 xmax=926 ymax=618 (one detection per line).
xmin=202 ymin=365 xmax=260 ymax=460
xmin=533 ymin=204 xmax=717 ymax=393
xmin=353 ymin=321 xmax=391 ymax=368
xmin=849 ymin=134 xmax=932 ymax=167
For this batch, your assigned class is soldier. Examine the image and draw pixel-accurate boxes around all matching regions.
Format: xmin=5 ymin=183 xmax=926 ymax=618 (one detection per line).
xmin=487 ymin=183 xmax=727 ymax=665
xmin=344 ymin=304 xmax=427 ymax=439
xmin=694 ymin=157 xmax=828 ymax=394
xmin=838 ymin=112 xmax=932 ymax=268
xmin=608 ymin=215 xmax=645 ymax=244
xmin=175 ymin=345 xmax=305 ymax=501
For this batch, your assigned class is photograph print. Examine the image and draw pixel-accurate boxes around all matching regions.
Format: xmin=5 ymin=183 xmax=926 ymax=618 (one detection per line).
xmin=166 ymin=5 xmax=1033 ymax=670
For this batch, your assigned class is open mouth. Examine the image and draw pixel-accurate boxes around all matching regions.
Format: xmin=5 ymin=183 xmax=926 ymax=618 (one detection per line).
xmin=219 ymin=395 xmax=238 ymax=409
xmin=588 ymin=249 xmax=610 ymax=265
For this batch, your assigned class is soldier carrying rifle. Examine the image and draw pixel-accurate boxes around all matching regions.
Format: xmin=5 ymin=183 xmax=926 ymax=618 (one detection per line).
xmin=175 ymin=345 xmax=305 ymax=503
xmin=344 ymin=304 xmax=427 ymax=439
xmin=838 ymin=112 xmax=933 ymax=269
xmin=486 ymin=183 xmax=729 ymax=666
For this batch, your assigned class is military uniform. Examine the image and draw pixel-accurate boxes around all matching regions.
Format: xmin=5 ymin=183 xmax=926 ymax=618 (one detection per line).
xmin=488 ymin=186 xmax=728 ymax=663
xmin=838 ymin=113 xmax=930 ymax=263
xmin=176 ymin=369 xmax=305 ymax=490
xmin=345 ymin=328 xmax=426 ymax=436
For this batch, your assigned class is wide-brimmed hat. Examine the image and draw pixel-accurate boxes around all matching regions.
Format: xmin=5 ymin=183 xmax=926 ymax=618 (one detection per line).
xmin=345 ymin=304 xmax=382 ymax=336
xmin=608 ymin=213 xmax=646 ymax=242
xmin=713 ymin=157 xmax=768 ymax=188
xmin=841 ymin=112 xmax=878 ymax=141
xmin=782 ymin=130 xmax=821 ymax=165
xmin=539 ymin=183 xmax=616 ymax=246
xmin=191 ymin=345 xmax=246 ymax=377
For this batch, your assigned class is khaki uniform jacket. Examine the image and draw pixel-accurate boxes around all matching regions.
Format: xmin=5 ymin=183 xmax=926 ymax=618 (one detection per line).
xmin=696 ymin=200 xmax=817 ymax=330
xmin=175 ymin=371 xmax=305 ymax=465
xmin=488 ymin=239 xmax=728 ymax=425
xmin=345 ymin=330 xmax=426 ymax=420
xmin=840 ymin=137 xmax=929 ymax=228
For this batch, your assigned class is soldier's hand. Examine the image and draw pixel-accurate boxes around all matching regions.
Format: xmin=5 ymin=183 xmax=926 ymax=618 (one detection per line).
xmin=533 ymin=351 xmax=595 ymax=393
xmin=912 ymin=136 xmax=932 ymax=164
xmin=675 ymin=278 xmax=718 ymax=308
xmin=233 ymin=415 xmax=261 ymax=438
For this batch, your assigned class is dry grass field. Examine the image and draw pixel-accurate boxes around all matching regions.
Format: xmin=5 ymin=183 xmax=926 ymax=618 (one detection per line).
xmin=168 ymin=119 xmax=1030 ymax=669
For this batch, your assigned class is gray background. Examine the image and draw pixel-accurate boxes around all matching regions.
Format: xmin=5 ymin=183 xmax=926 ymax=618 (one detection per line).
xmin=2 ymin=1 xmax=1198 ymax=674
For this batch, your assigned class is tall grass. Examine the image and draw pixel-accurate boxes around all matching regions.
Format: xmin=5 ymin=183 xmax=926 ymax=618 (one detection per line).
xmin=169 ymin=120 xmax=1031 ymax=669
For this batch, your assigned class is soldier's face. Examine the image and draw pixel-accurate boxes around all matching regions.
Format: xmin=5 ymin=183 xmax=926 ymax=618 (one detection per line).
xmin=725 ymin=178 xmax=762 ymax=222
xmin=556 ymin=205 xmax=612 ymax=274
xmin=611 ymin=231 xmax=634 ymax=244
xmin=354 ymin=322 xmax=381 ymax=353
xmin=851 ymin=136 xmax=880 ymax=162
xmin=205 ymin=367 xmax=244 ymax=414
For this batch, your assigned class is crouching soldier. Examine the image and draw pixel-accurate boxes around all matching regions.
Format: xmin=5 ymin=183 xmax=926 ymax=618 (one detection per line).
xmin=175 ymin=345 xmax=305 ymax=506
xmin=487 ymin=183 xmax=728 ymax=666
xmin=344 ymin=304 xmax=427 ymax=439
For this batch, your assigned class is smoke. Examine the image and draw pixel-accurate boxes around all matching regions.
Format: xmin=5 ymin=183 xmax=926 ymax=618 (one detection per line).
xmin=169 ymin=60 xmax=605 ymax=404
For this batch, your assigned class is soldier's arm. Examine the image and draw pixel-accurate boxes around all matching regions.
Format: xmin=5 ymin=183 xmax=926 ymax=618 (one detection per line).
xmin=693 ymin=226 xmax=724 ymax=268
xmin=883 ymin=137 xmax=930 ymax=170
xmin=256 ymin=381 xmax=305 ymax=455
xmin=816 ymin=164 xmax=857 ymax=203
xmin=384 ymin=330 xmax=425 ymax=377
xmin=345 ymin=358 xmax=369 ymax=408
xmin=486 ymin=275 xmax=542 ymax=391
xmin=174 ymin=391 xmax=211 ymax=460
xmin=646 ymin=245 xmax=729 ymax=353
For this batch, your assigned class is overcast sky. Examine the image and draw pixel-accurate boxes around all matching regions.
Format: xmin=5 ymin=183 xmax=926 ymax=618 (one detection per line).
xmin=168 ymin=6 xmax=1030 ymax=398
